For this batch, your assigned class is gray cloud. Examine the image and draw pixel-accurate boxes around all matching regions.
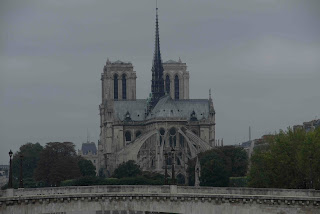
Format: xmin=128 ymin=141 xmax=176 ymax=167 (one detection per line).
xmin=0 ymin=0 xmax=319 ymax=163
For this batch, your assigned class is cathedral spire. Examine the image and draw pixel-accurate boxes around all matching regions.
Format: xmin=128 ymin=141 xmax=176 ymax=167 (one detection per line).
xmin=150 ymin=1 xmax=165 ymax=110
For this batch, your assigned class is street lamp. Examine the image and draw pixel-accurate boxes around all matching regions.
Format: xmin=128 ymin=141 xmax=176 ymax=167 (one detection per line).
xmin=19 ymin=154 xmax=24 ymax=188
xmin=8 ymin=150 xmax=13 ymax=188
xmin=171 ymin=147 xmax=176 ymax=185
xmin=164 ymin=152 xmax=168 ymax=185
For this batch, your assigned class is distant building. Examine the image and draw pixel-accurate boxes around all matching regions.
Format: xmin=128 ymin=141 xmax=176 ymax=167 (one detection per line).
xmin=0 ymin=165 xmax=9 ymax=188
xmin=78 ymin=142 xmax=99 ymax=175
xmin=0 ymin=165 xmax=9 ymax=172
xmin=241 ymin=119 xmax=320 ymax=154
xmin=240 ymin=135 xmax=274 ymax=157
xmin=293 ymin=119 xmax=320 ymax=132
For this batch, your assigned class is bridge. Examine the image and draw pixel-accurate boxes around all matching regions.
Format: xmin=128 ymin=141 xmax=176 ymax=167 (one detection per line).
xmin=1 ymin=185 xmax=319 ymax=214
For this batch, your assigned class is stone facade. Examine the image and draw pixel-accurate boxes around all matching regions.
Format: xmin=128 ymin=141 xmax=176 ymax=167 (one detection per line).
xmin=99 ymin=59 xmax=215 ymax=181
xmin=101 ymin=60 xmax=137 ymax=101
xmin=98 ymin=8 xmax=215 ymax=181
xmin=163 ymin=59 xmax=189 ymax=100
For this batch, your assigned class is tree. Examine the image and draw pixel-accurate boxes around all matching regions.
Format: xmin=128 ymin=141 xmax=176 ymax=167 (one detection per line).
xmin=248 ymin=127 xmax=320 ymax=189
xmin=11 ymin=143 xmax=43 ymax=187
xmin=98 ymin=168 xmax=106 ymax=178
xmin=187 ymin=146 xmax=248 ymax=187
xmin=78 ymin=158 xmax=96 ymax=177
xmin=113 ymin=160 xmax=142 ymax=179
xmin=220 ymin=146 xmax=248 ymax=177
xmin=34 ymin=142 xmax=81 ymax=186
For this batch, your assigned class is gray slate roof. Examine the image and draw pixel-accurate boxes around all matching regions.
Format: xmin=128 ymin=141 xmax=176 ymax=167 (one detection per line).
xmin=114 ymin=96 xmax=210 ymax=122
xmin=147 ymin=96 xmax=210 ymax=120
xmin=81 ymin=142 xmax=97 ymax=155
xmin=114 ymin=99 xmax=148 ymax=121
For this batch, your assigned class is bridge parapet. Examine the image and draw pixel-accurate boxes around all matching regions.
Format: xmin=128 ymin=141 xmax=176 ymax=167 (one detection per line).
xmin=1 ymin=185 xmax=319 ymax=198
xmin=1 ymin=185 xmax=320 ymax=214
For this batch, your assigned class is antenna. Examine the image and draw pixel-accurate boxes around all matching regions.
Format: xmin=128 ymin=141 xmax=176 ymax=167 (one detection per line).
xmin=209 ymin=88 xmax=212 ymax=99
xmin=156 ymin=0 xmax=158 ymax=9
xmin=249 ymin=126 xmax=251 ymax=141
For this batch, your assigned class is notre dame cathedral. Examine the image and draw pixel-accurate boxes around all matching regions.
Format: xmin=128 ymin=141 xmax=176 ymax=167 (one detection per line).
xmin=98 ymin=7 xmax=215 ymax=184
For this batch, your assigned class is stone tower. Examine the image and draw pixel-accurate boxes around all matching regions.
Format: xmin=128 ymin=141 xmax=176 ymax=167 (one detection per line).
xmin=99 ymin=59 xmax=137 ymax=174
xmin=101 ymin=59 xmax=137 ymax=101
xmin=163 ymin=59 xmax=190 ymax=100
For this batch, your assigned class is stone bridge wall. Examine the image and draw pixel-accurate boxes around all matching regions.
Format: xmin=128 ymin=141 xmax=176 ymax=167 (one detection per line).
xmin=1 ymin=185 xmax=320 ymax=214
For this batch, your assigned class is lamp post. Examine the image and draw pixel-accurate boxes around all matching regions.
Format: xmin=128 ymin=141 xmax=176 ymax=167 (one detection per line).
xmin=19 ymin=154 xmax=24 ymax=188
xmin=164 ymin=152 xmax=168 ymax=185
xmin=8 ymin=150 xmax=13 ymax=188
xmin=171 ymin=147 xmax=176 ymax=185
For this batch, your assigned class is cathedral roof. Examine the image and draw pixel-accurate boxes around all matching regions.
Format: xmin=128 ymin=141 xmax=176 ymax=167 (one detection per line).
xmin=147 ymin=96 xmax=210 ymax=120
xmin=112 ymin=96 xmax=210 ymax=122
xmin=113 ymin=97 xmax=211 ymax=122
xmin=147 ymin=95 xmax=182 ymax=119
xmin=114 ymin=99 xmax=148 ymax=121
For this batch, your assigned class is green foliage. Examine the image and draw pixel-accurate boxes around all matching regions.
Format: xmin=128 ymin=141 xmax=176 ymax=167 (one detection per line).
xmin=78 ymin=158 xmax=96 ymax=177
xmin=34 ymin=142 xmax=81 ymax=186
xmin=200 ymin=149 xmax=231 ymax=186
xmin=61 ymin=177 xmax=104 ymax=186
xmin=113 ymin=160 xmax=142 ymax=178
xmin=220 ymin=146 xmax=248 ymax=177
xmin=187 ymin=146 xmax=248 ymax=187
xmin=61 ymin=161 xmax=164 ymax=186
xmin=248 ymin=127 xmax=320 ymax=189
xmin=11 ymin=142 xmax=43 ymax=188
xmin=61 ymin=176 xmax=163 ymax=186
xmin=98 ymin=168 xmax=106 ymax=178
xmin=141 ymin=171 xmax=164 ymax=180
xmin=229 ymin=177 xmax=248 ymax=187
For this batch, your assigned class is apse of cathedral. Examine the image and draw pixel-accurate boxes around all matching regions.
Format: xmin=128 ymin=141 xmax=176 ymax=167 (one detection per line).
xmin=98 ymin=6 xmax=215 ymax=184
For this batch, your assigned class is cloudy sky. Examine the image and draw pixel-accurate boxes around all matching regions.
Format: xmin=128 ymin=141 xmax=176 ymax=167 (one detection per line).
xmin=1 ymin=0 xmax=319 ymax=164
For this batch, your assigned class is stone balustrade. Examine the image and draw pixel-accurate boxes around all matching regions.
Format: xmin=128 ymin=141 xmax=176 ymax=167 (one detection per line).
xmin=1 ymin=185 xmax=319 ymax=198
xmin=0 ymin=185 xmax=320 ymax=214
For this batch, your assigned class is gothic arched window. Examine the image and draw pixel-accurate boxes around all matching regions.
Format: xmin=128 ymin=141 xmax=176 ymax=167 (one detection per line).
xmin=174 ymin=75 xmax=179 ymax=100
xmin=114 ymin=74 xmax=118 ymax=100
xmin=165 ymin=75 xmax=170 ymax=94
xmin=179 ymin=133 xmax=184 ymax=147
xmin=177 ymin=158 xmax=181 ymax=165
xmin=125 ymin=131 xmax=131 ymax=142
xmin=122 ymin=74 xmax=126 ymax=100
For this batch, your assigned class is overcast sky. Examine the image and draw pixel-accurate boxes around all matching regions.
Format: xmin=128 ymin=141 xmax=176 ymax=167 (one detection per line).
xmin=1 ymin=0 xmax=319 ymax=164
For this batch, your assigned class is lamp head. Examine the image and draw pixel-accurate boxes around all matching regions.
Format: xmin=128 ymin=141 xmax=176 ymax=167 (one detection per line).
xmin=9 ymin=150 xmax=13 ymax=158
